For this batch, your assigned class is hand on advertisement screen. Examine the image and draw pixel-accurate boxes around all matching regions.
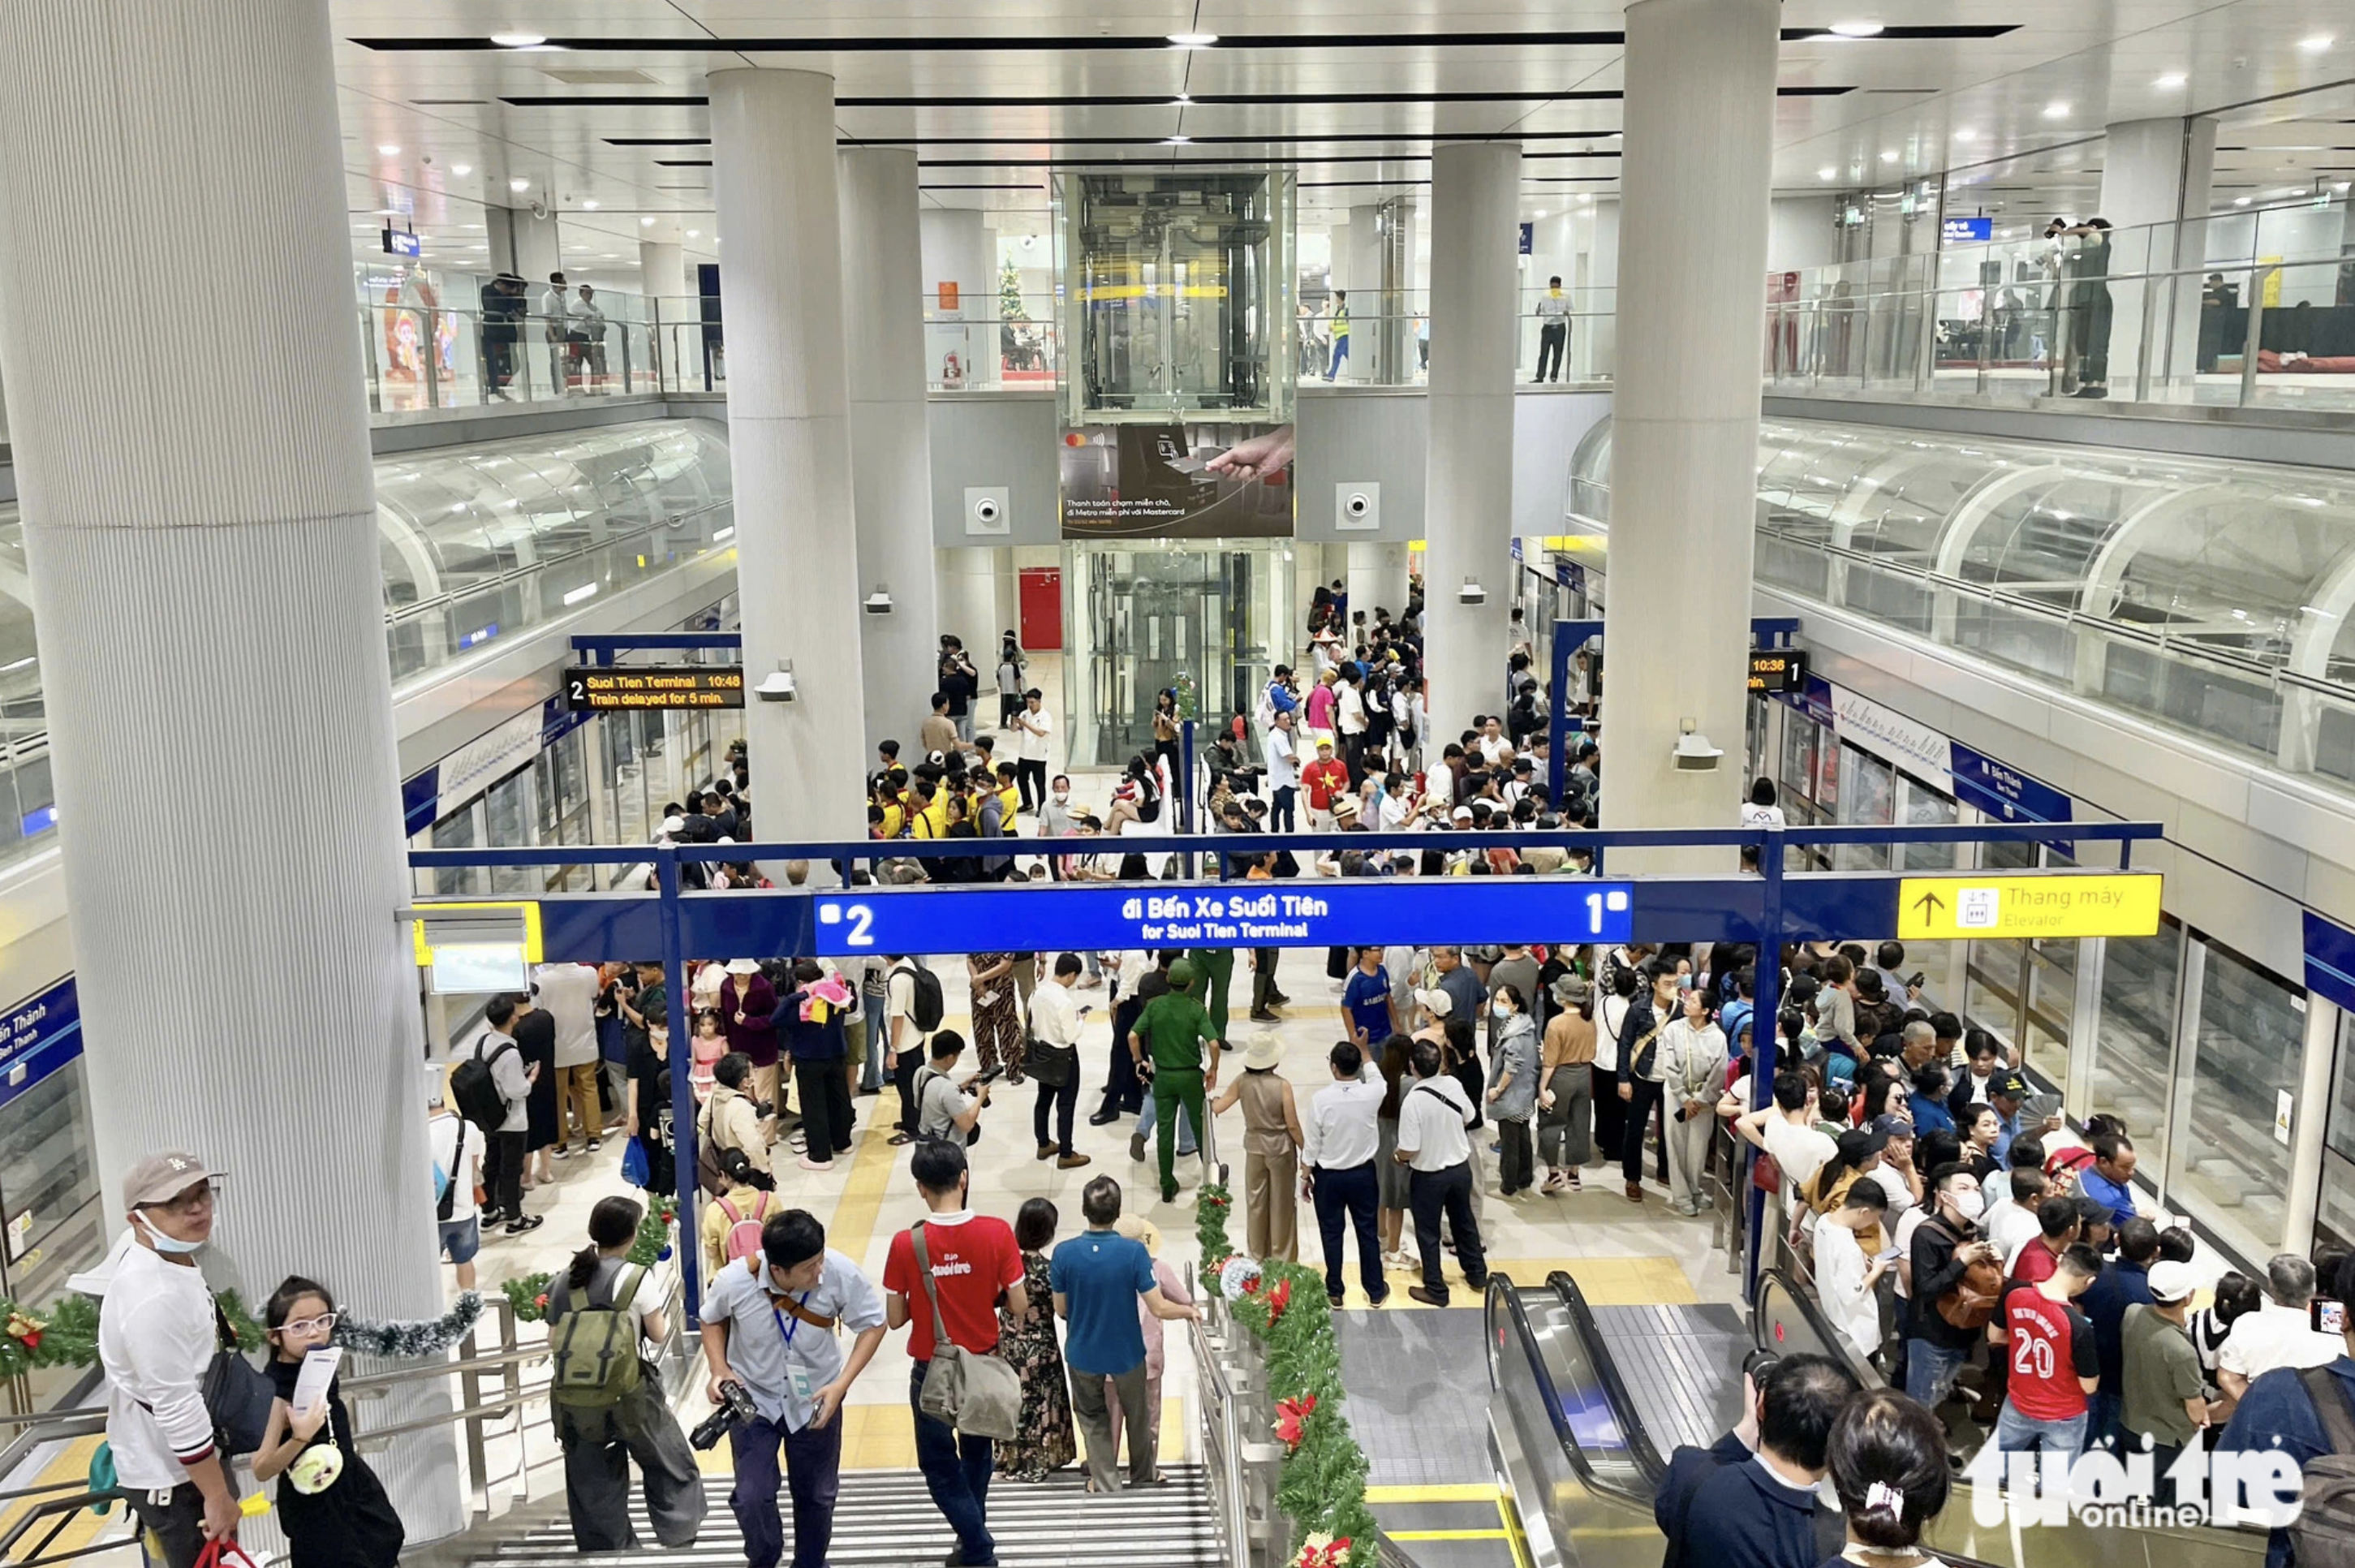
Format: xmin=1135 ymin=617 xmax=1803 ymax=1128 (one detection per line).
xmin=1203 ymin=424 xmax=1295 ymax=480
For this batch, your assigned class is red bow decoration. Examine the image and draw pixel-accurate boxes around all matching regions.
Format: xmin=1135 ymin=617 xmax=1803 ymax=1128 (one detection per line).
xmin=1266 ymin=1277 xmax=1293 ymax=1325
xmin=4 ymin=1312 xmax=41 ymax=1351
xmin=1274 ymin=1393 xmax=1318 ymax=1452
xmin=1293 ymin=1531 xmax=1353 ymax=1568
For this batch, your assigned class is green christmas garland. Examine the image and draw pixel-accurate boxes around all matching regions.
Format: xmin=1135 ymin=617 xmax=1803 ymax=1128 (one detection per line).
xmin=0 ymin=1287 xmax=475 ymax=1380
xmin=1199 ymin=1187 xmax=1380 ymax=1568
xmin=504 ymin=1198 xmax=678 ymax=1324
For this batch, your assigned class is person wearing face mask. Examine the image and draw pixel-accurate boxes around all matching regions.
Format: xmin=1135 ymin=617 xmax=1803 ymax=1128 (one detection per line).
xmin=97 ymin=1153 xmax=244 ymax=1566
xmin=1659 ymin=988 xmax=1731 ymax=1217
xmin=1905 ymin=1164 xmax=2002 ymax=1411
xmin=1484 ymin=984 xmax=1541 ymax=1196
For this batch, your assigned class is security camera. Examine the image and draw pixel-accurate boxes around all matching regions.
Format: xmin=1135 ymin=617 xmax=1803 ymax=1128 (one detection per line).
xmin=863 ymin=585 xmax=894 ymax=616
xmin=1457 ymin=577 xmax=1487 ymax=606
xmin=1345 ymin=492 xmax=1372 ymax=519
xmin=756 ymin=664 xmax=798 ymax=703
xmin=1672 ymin=723 xmax=1723 ymax=772
xmin=1333 ymin=480 xmax=1380 ymax=530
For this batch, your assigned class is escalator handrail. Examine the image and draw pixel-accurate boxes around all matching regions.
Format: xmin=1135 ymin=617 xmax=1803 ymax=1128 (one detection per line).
xmin=1482 ymin=1275 xmax=1657 ymax=1516
xmin=1754 ymin=1265 xmax=1885 ymax=1391
xmin=1545 ymin=1270 xmax=1676 ymax=1487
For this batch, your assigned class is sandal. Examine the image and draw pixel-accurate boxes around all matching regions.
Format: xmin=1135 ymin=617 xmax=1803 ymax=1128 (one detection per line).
xmin=888 ymin=1132 xmax=914 ymax=1147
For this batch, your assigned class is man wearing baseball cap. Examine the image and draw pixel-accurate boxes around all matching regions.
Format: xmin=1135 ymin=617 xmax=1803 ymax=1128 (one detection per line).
xmin=2120 ymin=1259 xmax=2211 ymax=1497
xmin=1128 ymin=958 xmax=1224 ymax=1204
xmin=97 ymin=1152 xmax=239 ymax=1564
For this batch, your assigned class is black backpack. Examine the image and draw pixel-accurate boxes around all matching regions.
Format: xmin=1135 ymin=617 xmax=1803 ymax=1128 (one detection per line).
xmin=449 ymin=1036 xmax=515 ymax=1131
xmin=897 ymin=963 xmax=945 ymax=1032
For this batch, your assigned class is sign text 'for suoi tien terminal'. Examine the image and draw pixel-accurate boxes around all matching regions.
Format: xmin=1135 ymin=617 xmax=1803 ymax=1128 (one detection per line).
xmin=563 ymin=666 xmax=745 ymax=712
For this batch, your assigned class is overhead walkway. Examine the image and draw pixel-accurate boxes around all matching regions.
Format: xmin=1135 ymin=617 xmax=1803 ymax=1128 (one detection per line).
xmin=1485 ymin=1269 xmax=2270 ymax=1568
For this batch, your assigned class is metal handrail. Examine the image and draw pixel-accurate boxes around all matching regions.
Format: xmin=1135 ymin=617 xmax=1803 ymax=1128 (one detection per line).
xmin=1188 ymin=1267 xmax=1254 ymax=1568
xmin=0 ymin=1491 xmax=128 ymax=1567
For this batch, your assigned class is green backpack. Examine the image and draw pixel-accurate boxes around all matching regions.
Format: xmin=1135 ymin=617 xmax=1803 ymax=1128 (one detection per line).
xmin=549 ymin=1261 xmax=646 ymax=1409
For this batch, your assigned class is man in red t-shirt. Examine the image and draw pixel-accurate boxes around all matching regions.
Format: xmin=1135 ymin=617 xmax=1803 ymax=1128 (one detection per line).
xmin=2007 ymin=1194 xmax=2082 ymax=1285
xmin=1990 ymin=1242 xmax=2102 ymax=1469
xmin=1300 ymin=739 xmax=1350 ymax=830
xmin=883 ymin=1141 xmax=1027 ymax=1566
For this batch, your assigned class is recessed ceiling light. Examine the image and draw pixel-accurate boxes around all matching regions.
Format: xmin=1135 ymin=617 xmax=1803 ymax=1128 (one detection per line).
xmin=641 ymin=216 xmax=657 ymax=226
xmin=451 ymin=163 xmax=472 ymax=176
xmin=490 ymin=31 xmax=546 ymax=48
xmin=1828 ymin=19 xmax=1885 ymax=37
xmin=377 ymin=144 xmax=401 ymax=156
xmin=1534 ymin=209 xmax=1548 ymax=220
xmin=583 ymin=200 xmax=599 ymax=209
xmin=2297 ymin=34 xmax=2333 ymax=52
xmin=2234 ymin=196 xmax=2251 ymax=205
xmin=1879 ymin=149 xmax=1900 ymax=162
xmin=1818 ymin=166 xmax=1839 ymax=181
xmin=1166 ymin=32 xmax=1219 ymax=48
xmin=1164 ymin=135 xmax=1190 ymax=145
xmin=2339 ymin=182 xmax=2353 ymax=193
xmin=1953 ymin=128 xmax=1978 ymax=142
xmin=2154 ymin=71 xmax=2186 ymax=88
xmin=687 ymin=229 xmax=701 ymax=238
xmin=2042 ymin=101 xmax=2070 ymax=118
xmin=509 ymin=177 xmax=530 ymax=192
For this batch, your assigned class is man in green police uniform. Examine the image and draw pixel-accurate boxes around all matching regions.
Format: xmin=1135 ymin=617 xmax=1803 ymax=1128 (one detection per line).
xmin=1128 ymin=958 xmax=1225 ymax=1204
xmin=1195 ymin=948 xmax=1235 ymax=1038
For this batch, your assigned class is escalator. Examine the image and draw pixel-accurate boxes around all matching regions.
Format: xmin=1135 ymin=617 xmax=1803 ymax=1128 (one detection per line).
xmin=1485 ymin=1270 xmax=2271 ymax=1568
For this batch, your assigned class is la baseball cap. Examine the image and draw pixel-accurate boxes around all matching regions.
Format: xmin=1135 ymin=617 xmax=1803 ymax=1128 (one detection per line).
xmin=123 ymin=1151 xmax=220 ymax=1211
xmin=2146 ymin=1260 xmax=2198 ymax=1304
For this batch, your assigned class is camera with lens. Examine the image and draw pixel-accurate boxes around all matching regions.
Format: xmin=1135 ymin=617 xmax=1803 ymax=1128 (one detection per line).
xmin=691 ymin=1380 xmax=759 ymax=1450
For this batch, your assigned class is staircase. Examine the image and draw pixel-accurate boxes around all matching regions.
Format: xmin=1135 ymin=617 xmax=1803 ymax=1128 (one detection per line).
xmin=450 ymin=1463 xmax=1226 ymax=1567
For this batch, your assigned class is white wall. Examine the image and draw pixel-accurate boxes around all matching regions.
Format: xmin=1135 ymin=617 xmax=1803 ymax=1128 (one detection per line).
xmin=1767 ymin=196 xmax=1840 ymax=273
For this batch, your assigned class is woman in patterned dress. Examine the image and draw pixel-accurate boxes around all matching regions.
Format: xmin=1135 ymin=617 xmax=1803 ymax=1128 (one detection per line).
xmin=968 ymin=951 xmax=1027 ymax=1083
xmin=997 ymin=1198 xmax=1077 ymax=1483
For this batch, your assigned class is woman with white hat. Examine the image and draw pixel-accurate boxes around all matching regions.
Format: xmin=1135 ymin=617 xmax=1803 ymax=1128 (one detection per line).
xmin=1212 ymin=1035 xmax=1304 ymax=1260
xmin=1539 ymin=973 xmax=1598 ymax=1195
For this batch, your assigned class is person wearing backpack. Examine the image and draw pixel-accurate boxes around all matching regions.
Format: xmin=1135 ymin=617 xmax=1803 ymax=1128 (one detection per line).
xmin=454 ymin=994 xmax=541 ymax=1235
xmin=700 ymin=1165 xmax=779 ymax=1283
xmin=1904 ymin=1162 xmax=2000 ymax=1411
xmin=2219 ymin=1251 xmax=2355 ymax=1568
xmin=545 ymin=1196 xmax=708 ymax=1553
xmin=699 ymin=1208 xmax=889 ymax=1568
xmin=427 ymin=1075 xmax=482 ymax=1290
xmin=885 ymin=954 xmax=944 ymax=1147
xmin=698 ymin=1053 xmax=773 ymax=1195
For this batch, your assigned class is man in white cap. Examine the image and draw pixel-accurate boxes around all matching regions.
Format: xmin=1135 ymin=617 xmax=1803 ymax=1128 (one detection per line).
xmin=98 ymin=1152 xmax=238 ymax=1566
xmin=2120 ymin=1258 xmax=2211 ymax=1493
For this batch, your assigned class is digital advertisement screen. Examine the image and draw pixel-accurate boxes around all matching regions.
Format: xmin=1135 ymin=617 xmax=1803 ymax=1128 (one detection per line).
xmin=1059 ymin=420 xmax=1295 ymax=540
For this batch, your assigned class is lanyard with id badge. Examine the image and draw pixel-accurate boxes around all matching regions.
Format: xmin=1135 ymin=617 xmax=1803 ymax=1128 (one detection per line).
xmin=773 ymin=1293 xmax=826 ymax=1405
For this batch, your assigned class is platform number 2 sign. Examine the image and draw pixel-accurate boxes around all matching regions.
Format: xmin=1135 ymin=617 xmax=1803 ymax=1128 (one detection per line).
xmin=818 ymin=902 xmax=876 ymax=947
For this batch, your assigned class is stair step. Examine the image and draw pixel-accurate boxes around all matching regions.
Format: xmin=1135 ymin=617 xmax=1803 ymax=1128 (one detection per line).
xmin=458 ymin=1465 xmax=1223 ymax=1567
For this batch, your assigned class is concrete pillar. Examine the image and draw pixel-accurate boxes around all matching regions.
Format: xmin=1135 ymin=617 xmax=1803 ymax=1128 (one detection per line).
xmin=1422 ymin=140 xmax=1522 ymax=731
xmin=934 ymin=548 xmax=1006 ymax=673
xmin=0 ymin=0 xmax=457 ymax=1536
xmin=1599 ymin=0 xmax=1777 ymax=870
xmin=639 ymin=240 xmax=686 ymax=386
xmin=841 ymin=146 xmax=943 ymax=751
xmin=639 ymin=239 xmax=686 ymax=297
xmin=709 ymin=67 xmax=866 ymax=843
xmin=1348 ymin=541 xmax=1410 ymax=625
xmin=920 ymin=206 xmax=994 ymax=390
xmin=1346 ymin=205 xmax=1386 ymax=381
xmin=1583 ymin=198 xmax=1621 ymax=379
xmin=2097 ymin=116 xmax=2216 ymax=394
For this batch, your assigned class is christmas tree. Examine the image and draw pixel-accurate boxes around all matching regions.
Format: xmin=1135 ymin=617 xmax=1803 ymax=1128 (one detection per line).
xmin=999 ymin=256 xmax=1027 ymax=324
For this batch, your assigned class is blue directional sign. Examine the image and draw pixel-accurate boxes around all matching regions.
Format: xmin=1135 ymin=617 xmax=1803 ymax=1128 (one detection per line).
xmin=807 ymin=880 xmax=1635 ymax=958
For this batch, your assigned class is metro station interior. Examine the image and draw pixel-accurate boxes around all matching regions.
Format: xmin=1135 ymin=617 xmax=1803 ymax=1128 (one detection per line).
xmin=2 ymin=2 xmax=2354 ymax=1567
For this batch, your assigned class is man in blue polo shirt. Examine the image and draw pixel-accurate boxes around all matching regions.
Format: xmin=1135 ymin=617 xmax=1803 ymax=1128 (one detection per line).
xmin=1339 ymin=948 xmax=1393 ymax=1049
xmin=2076 ymin=1131 xmax=2140 ymax=1228
xmin=1052 ymin=1177 xmax=1200 ymax=1493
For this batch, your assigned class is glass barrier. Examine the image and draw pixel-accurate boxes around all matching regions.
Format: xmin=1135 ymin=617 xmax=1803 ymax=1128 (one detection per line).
xmin=1766 ymin=196 xmax=2355 ymax=413
xmin=0 ymin=419 xmax=735 ymax=875
xmin=359 ymin=301 xmax=729 ymax=414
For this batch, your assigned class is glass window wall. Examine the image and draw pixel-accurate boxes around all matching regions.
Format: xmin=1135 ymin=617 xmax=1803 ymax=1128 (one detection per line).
xmin=2171 ymin=934 xmax=2303 ymax=1260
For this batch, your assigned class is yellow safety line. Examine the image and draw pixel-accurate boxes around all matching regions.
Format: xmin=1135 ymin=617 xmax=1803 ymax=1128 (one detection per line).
xmin=1366 ymin=1483 xmax=1501 ymax=1503
xmin=1498 ymin=1495 xmax=1534 ymax=1568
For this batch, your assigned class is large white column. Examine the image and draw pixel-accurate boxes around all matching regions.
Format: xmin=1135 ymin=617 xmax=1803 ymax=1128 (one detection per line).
xmin=0 ymin=0 xmax=456 ymax=1535
xmin=1422 ymin=141 xmax=1522 ymax=730
xmin=710 ymin=68 xmax=867 ymax=842
xmin=2097 ymin=116 xmax=2216 ymax=394
xmin=1348 ymin=542 xmax=1410 ymax=624
xmin=1346 ymin=205 xmax=1387 ymax=381
xmin=841 ymin=146 xmax=944 ymax=751
xmin=639 ymin=239 xmax=686 ymax=297
xmin=1599 ymin=0 xmax=1777 ymax=869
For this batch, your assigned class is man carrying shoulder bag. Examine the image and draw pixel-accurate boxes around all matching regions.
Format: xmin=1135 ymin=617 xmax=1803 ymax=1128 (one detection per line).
xmin=882 ymin=1141 xmax=1027 ymax=1568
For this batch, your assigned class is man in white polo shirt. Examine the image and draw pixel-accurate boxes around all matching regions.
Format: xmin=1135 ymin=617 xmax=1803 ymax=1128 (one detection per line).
xmin=2217 ymin=1254 xmax=2346 ymax=1402
xmin=1394 ymin=1038 xmax=1487 ymax=1307
xmin=98 ymin=1152 xmax=239 ymax=1567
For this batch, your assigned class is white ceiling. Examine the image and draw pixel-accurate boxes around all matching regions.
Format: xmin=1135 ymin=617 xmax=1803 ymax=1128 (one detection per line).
xmin=335 ymin=0 xmax=2355 ymax=272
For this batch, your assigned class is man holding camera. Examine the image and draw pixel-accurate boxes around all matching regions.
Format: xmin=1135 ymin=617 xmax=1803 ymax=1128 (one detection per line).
xmin=700 ymin=1209 xmax=889 ymax=1568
